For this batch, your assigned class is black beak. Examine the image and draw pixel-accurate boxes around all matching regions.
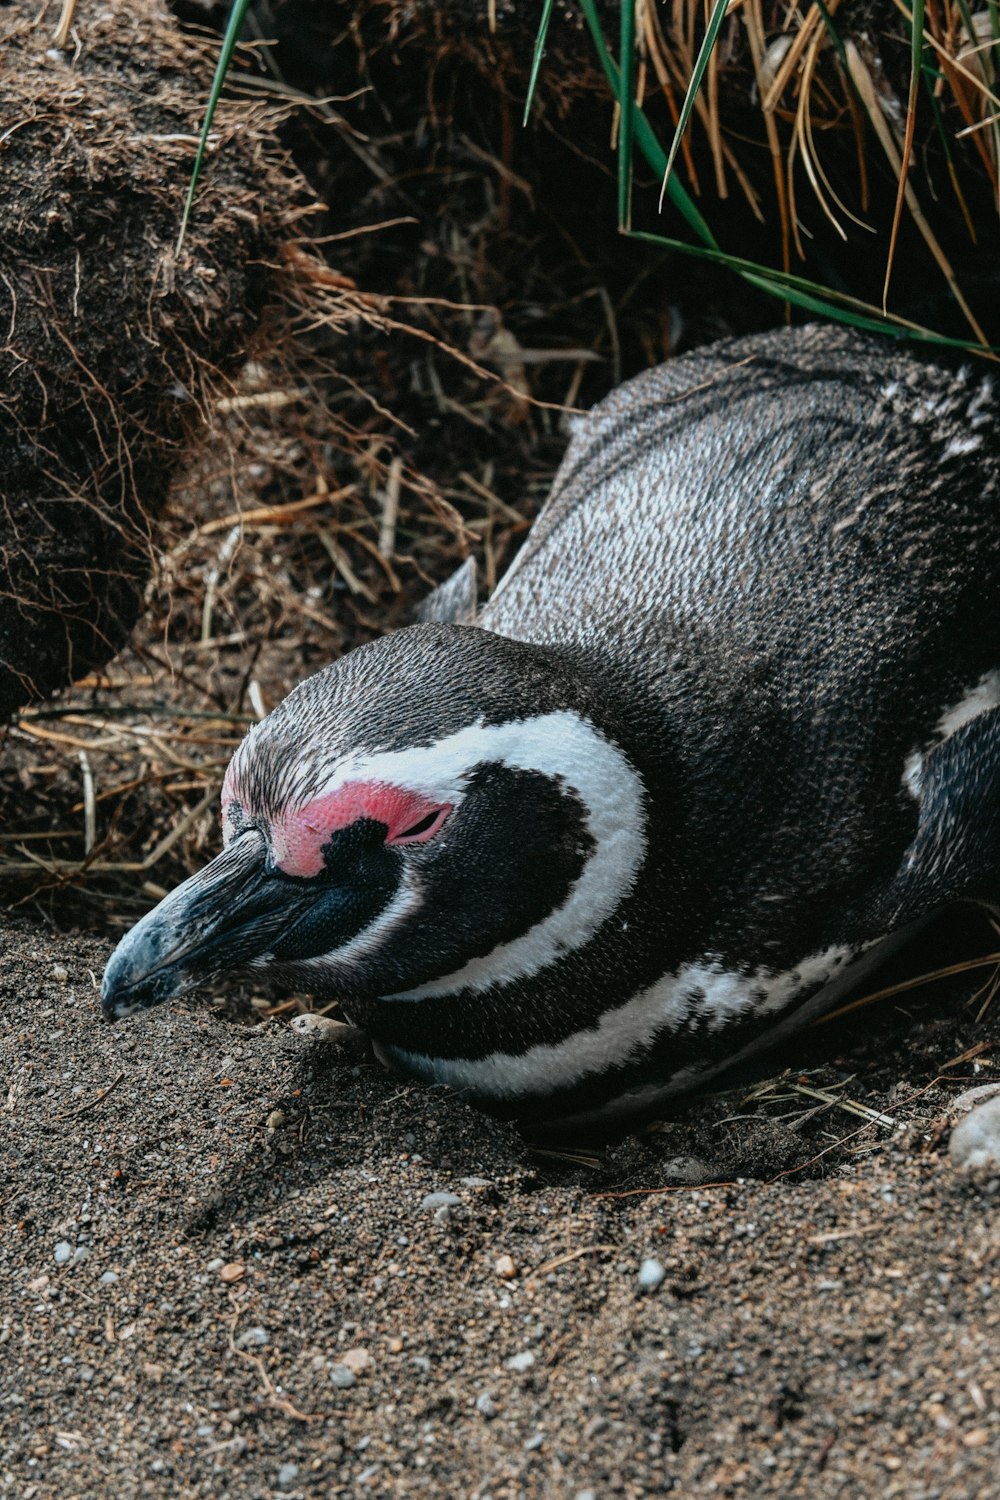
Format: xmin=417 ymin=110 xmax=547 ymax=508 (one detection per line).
xmin=101 ymin=831 xmax=313 ymax=1021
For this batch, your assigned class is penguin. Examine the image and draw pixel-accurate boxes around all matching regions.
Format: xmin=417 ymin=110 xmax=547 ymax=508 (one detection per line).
xmin=101 ymin=324 xmax=1000 ymax=1132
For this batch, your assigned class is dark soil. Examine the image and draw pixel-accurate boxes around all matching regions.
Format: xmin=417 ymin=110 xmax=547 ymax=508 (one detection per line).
xmin=0 ymin=0 xmax=306 ymax=715
xmin=3 ymin=911 xmax=999 ymax=1498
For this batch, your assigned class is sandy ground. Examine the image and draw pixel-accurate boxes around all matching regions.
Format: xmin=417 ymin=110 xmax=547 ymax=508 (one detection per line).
xmin=2 ymin=915 xmax=1000 ymax=1499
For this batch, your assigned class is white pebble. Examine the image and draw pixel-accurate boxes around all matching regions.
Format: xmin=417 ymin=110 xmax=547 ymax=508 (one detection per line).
xmin=340 ymin=1347 xmax=373 ymax=1375
xmin=235 ymin=1326 xmax=268 ymax=1349
xmin=51 ymin=965 xmax=69 ymax=984
xmin=950 ymin=1082 xmax=1000 ymax=1117
xmin=638 ymin=1257 xmax=666 ymax=1291
xmin=505 ymin=1351 xmax=536 ymax=1373
xmin=329 ymin=1364 xmax=356 ymax=1389
xmin=289 ymin=1014 xmax=357 ymax=1041
xmin=661 ymin=1155 xmax=712 ymax=1184
xmin=950 ymin=1095 xmax=1000 ymax=1172
xmin=476 ymin=1392 xmax=498 ymax=1418
xmin=53 ymin=1241 xmax=73 ymax=1265
xmin=276 ymin=1462 xmax=299 ymax=1488
xmin=420 ymin=1192 xmax=461 ymax=1211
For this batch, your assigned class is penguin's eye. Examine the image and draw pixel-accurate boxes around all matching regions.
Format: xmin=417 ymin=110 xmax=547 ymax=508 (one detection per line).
xmin=388 ymin=804 xmax=451 ymax=845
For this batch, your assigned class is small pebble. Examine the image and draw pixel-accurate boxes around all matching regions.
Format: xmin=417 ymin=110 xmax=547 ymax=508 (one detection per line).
xmin=476 ymin=1392 xmax=498 ymax=1419
xmin=234 ymin=1326 xmax=268 ymax=1349
xmin=950 ymin=1095 xmax=1000 ymax=1171
xmin=219 ymin=1261 xmax=246 ymax=1284
xmin=420 ymin=1192 xmax=461 ymax=1212
xmin=950 ymin=1082 xmax=1000 ymax=1116
xmin=329 ymin=1364 xmax=356 ymax=1389
xmin=340 ymin=1347 xmax=373 ymax=1375
xmin=576 ymin=1490 xmax=597 ymax=1500
xmin=51 ymin=964 xmax=69 ymax=984
xmin=289 ymin=1014 xmax=357 ymax=1041
xmin=523 ymin=1432 xmax=544 ymax=1451
xmin=494 ymin=1254 xmax=517 ymax=1279
xmin=386 ymin=1337 xmax=404 ymax=1354
xmin=460 ymin=1176 xmax=494 ymax=1189
xmin=99 ymin=1271 xmax=119 ymax=1285
xmin=276 ymin=1461 xmax=299 ymax=1488
xmin=266 ymin=1110 xmax=286 ymax=1131
xmin=505 ymin=1351 xmax=536 ymax=1373
xmin=661 ymin=1155 xmax=713 ymax=1184
xmin=53 ymin=1241 xmax=73 ymax=1265
xmin=638 ymin=1257 xmax=666 ymax=1292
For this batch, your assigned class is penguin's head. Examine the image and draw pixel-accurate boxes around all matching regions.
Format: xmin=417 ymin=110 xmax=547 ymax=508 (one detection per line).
xmin=101 ymin=625 xmax=648 ymax=1025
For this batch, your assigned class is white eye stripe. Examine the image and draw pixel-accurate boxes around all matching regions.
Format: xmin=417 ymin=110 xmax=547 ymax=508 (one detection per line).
xmin=314 ymin=710 xmax=648 ymax=997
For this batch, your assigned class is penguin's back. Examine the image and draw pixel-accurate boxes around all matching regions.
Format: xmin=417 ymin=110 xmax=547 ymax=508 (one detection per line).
xmin=483 ymin=324 xmax=998 ymax=727
xmin=482 ymin=325 xmax=999 ymax=952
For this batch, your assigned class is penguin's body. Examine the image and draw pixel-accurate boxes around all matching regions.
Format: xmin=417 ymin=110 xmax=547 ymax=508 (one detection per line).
xmin=102 ymin=325 xmax=1000 ymax=1130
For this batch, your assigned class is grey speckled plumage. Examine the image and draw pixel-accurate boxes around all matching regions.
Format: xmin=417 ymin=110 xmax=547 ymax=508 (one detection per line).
xmin=102 ymin=325 xmax=1000 ymax=1131
xmin=483 ymin=324 xmax=1000 ymax=949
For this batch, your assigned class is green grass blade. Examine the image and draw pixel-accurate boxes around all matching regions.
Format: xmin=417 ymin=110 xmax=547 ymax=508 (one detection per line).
xmin=176 ymin=0 xmax=253 ymax=255
xmin=627 ymin=229 xmax=1000 ymax=357
xmin=577 ymin=0 xmax=718 ymax=246
xmin=659 ymin=0 xmax=731 ymax=204
xmin=524 ymin=0 xmax=557 ymax=126
xmin=812 ymin=0 xmax=848 ymax=67
xmin=569 ymin=1 xmax=999 ymax=352
xmin=883 ymin=0 xmax=925 ymax=308
xmin=618 ymin=0 xmax=636 ymax=228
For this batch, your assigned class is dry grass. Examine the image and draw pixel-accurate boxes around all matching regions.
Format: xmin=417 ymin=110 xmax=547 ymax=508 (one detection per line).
xmin=0 ymin=233 xmax=564 ymax=928
xmin=626 ymin=0 xmax=999 ymax=341
xmin=5 ymin=0 xmax=998 ymax=932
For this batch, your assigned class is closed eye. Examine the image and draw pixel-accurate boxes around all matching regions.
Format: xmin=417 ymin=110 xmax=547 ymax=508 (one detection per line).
xmin=389 ymin=804 xmax=452 ymax=845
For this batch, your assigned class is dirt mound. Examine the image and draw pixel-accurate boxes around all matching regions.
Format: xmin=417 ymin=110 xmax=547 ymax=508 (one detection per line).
xmin=0 ymin=0 xmax=308 ymax=715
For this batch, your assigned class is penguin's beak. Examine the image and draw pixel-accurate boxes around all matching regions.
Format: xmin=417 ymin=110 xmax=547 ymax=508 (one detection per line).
xmin=100 ymin=831 xmax=308 ymax=1020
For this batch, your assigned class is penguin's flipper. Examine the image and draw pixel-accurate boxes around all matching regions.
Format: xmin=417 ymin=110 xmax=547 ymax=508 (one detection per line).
xmin=893 ymin=707 xmax=1000 ymax=918
xmin=414 ymin=556 xmax=478 ymax=626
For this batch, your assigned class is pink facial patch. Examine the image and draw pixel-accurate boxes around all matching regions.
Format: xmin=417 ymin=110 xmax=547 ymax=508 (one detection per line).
xmin=269 ymin=781 xmax=452 ymax=878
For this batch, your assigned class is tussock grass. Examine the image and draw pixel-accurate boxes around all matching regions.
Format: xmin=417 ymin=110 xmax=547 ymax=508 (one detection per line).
xmin=564 ymin=0 xmax=999 ymax=353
